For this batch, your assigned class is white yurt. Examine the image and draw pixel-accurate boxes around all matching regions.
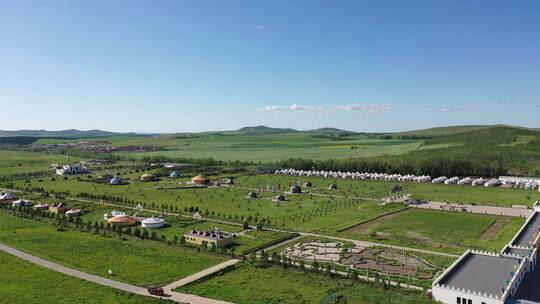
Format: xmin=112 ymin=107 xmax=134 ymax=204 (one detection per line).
xmin=141 ymin=216 xmax=165 ymax=228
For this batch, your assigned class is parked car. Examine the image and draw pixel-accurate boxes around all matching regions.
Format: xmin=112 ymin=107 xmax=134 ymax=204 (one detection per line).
xmin=147 ymin=287 xmax=165 ymax=296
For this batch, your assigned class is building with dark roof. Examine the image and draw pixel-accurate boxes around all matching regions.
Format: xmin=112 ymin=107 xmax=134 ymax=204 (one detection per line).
xmin=432 ymin=201 xmax=540 ymax=304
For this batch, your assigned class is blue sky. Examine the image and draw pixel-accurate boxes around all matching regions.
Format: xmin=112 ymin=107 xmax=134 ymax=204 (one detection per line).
xmin=0 ymin=0 xmax=538 ymax=133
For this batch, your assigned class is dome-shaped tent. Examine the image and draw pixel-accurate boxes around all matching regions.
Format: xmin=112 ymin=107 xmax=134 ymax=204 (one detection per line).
xmin=192 ymin=174 xmax=210 ymax=185
xmin=170 ymin=171 xmax=181 ymax=178
xmin=141 ymin=216 xmax=165 ymax=228
xmin=107 ymin=215 xmax=137 ymax=226
xmin=290 ymin=185 xmax=302 ymax=193
xmin=140 ymin=173 xmax=154 ymax=182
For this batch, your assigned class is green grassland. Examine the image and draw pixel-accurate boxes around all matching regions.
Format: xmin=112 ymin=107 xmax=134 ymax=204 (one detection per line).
xmin=21 ymin=198 xmax=290 ymax=255
xmin=9 ymin=172 xmax=402 ymax=233
xmin=236 ymin=174 xmax=540 ymax=207
xmin=0 ymin=251 xmax=169 ymax=304
xmin=0 ymin=211 xmax=226 ymax=286
xmin=176 ymin=263 xmax=434 ymax=304
xmin=408 ymin=182 xmax=540 ymax=207
xmin=108 ymin=134 xmax=425 ymax=161
xmin=339 ymin=208 xmax=524 ymax=254
xmin=0 ymin=150 xmax=75 ymax=176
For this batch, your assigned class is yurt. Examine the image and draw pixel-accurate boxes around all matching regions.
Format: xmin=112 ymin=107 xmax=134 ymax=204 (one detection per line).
xmin=66 ymin=209 xmax=82 ymax=217
xmin=0 ymin=192 xmax=16 ymax=201
xmin=191 ymin=174 xmax=210 ymax=185
xmin=107 ymin=215 xmax=137 ymax=226
xmin=140 ymin=173 xmax=154 ymax=182
xmin=141 ymin=216 xmax=165 ymax=229
xmin=275 ymin=194 xmax=286 ymax=202
xmin=169 ymin=171 xmax=181 ymax=178
xmin=103 ymin=210 xmax=126 ymax=220
xmin=33 ymin=203 xmax=50 ymax=210
xmin=290 ymin=185 xmax=302 ymax=194
xmin=12 ymin=199 xmax=31 ymax=207
xmin=110 ymin=176 xmax=123 ymax=185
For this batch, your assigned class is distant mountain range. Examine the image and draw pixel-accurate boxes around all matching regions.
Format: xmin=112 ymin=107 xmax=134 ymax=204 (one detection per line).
xmin=0 ymin=124 xmax=537 ymax=139
xmin=0 ymin=129 xmax=133 ymax=138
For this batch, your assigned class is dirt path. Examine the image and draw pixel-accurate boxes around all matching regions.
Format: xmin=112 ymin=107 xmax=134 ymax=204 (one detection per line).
xmin=163 ymin=259 xmax=240 ymax=291
xmin=0 ymin=242 xmax=233 ymax=304
xmin=479 ymin=217 xmax=511 ymax=240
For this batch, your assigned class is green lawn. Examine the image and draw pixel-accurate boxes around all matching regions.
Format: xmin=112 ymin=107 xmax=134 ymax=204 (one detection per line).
xmin=339 ymin=208 xmax=524 ymax=254
xmin=0 ymin=212 xmax=227 ymax=286
xmin=0 ymin=251 xmax=170 ymax=304
xmin=176 ymin=263 xmax=434 ymax=304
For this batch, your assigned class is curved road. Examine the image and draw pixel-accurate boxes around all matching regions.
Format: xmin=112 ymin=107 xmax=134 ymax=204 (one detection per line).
xmin=0 ymin=243 xmax=233 ymax=304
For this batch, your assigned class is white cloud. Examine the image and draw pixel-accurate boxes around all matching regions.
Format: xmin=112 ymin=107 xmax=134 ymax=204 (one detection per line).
xmin=289 ymin=103 xmax=311 ymax=111
xmin=259 ymin=103 xmax=392 ymax=114
xmin=261 ymin=105 xmax=288 ymax=113
xmin=439 ymin=106 xmax=480 ymax=113
xmin=330 ymin=103 xmax=393 ymax=114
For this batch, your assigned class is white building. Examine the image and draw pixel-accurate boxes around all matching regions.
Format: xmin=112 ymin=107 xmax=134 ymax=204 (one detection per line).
xmin=141 ymin=216 xmax=165 ymax=228
xmin=445 ymin=176 xmax=460 ymax=185
xmin=432 ymin=176 xmax=448 ymax=184
xmin=458 ymin=177 xmax=472 ymax=185
xmin=484 ymin=179 xmax=501 ymax=187
xmin=0 ymin=192 xmax=16 ymax=201
xmin=12 ymin=199 xmax=32 ymax=207
xmin=432 ymin=203 xmax=540 ymax=304
xmin=103 ymin=210 xmax=126 ymax=220
xmin=56 ymin=164 xmax=89 ymax=176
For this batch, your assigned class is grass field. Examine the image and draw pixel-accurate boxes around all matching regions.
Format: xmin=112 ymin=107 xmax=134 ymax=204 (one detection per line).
xmin=0 ymin=211 xmax=226 ymax=286
xmin=408 ymin=182 xmax=540 ymax=207
xmin=29 ymin=198 xmax=292 ymax=255
xmin=176 ymin=263 xmax=434 ymax=304
xmin=339 ymin=208 xmax=524 ymax=254
xmin=0 ymin=251 xmax=169 ymax=304
xmin=237 ymin=174 xmax=540 ymax=207
xmin=0 ymin=150 xmax=75 ymax=176
xmin=10 ymin=173 xmax=402 ymax=233
xmin=108 ymin=134 xmax=426 ymax=161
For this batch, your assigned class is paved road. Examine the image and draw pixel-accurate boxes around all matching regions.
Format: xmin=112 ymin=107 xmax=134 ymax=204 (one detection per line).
xmin=0 ymin=242 xmax=233 ymax=304
xmin=409 ymin=201 xmax=533 ymax=218
xmin=163 ymin=259 xmax=240 ymax=292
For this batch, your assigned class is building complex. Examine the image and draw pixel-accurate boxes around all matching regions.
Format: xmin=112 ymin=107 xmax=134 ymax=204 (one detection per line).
xmin=433 ymin=202 xmax=540 ymax=304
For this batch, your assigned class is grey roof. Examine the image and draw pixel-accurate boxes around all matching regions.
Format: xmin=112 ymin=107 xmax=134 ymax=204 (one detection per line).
xmin=504 ymin=247 xmax=533 ymax=258
xmin=439 ymin=252 xmax=521 ymax=296
xmin=512 ymin=213 xmax=540 ymax=247
xmin=511 ymin=266 xmax=540 ymax=303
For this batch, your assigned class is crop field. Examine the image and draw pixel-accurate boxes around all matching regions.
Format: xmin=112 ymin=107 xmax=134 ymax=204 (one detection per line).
xmin=339 ymin=208 xmax=524 ymax=254
xmin=0 ymin=211 xmax=227 ymax=286
xmin=176 ymin=263 xmax=434 ymax=304
xmin=0 ymin=251 xmax=168 ymax=304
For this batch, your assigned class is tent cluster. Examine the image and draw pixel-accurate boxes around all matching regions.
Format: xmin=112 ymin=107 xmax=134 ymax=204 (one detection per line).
xmin=275 ymin=169 xmax=431 ymax=182
xmin=275 ymin=169 xmax=540 ymax=190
